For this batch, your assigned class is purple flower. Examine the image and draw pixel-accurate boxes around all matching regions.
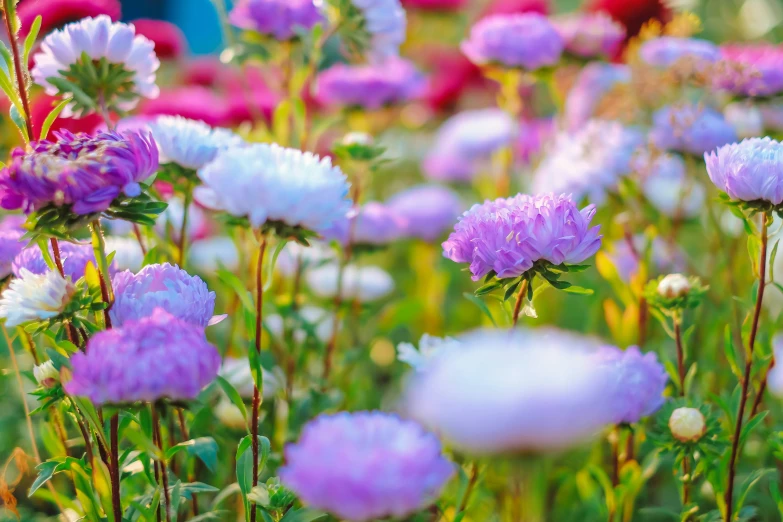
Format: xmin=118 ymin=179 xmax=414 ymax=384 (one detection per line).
xmin=0 ymin=229 xmax=24 ymax=279
xmin=716 ymin=44 xmax=783 ymax=97
xmin=111 ymin=263 xmax=218 ymax=327
xmin=705 ymin=137 xmax=783 ymax=205
xmin=316 ymin=58 xmax=426 ymax=110
xmin=229 ymin=0 xmax=324 ymax=40
xmin=386 ymin=185 xmax=463 ymax=241
xmin=639 ymin=36 xmax=720 ymax=68
xmin=442 ymin=193 xmax=602 ymax=281
xmin=594 ymin=346 xmax=667 ymax=424
xmin=13 ymin=241 xmax=115 ymax=281
xmin=65 ymin=308 xmax=220 ymax=404
xmin=553 ymin=12 xmax=625 ymax=59
xmin=321 ymin=202 xmax=408 ymax=246
xmin=280 ymin=412 xmax=453 ymax=521
xmin=0 ymin=130 xmax=159 ymax=215
xmin=461 ymin=14 xmax=563 ymax=69
xmin=564 ymin=63 xmax=630 ymax=131
xmin=650 ymin=103 xmax=737 ymax=156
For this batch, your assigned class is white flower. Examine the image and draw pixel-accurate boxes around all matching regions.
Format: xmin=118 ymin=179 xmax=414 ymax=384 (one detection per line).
xmin=31 ymin=15 xmax=160 ymax=116
xmin=0 ymin=269 xmax=75 ymax=327
xmin=276 ymin=241 xmax=336 ymax=278
xmin=724 ymin=102 xmax=764 ymax=139
xmin=214 ymin=399 xmax=248 ymax=430
xmin=306 ymin=263 xmax=394 ymax=302
xmin=149 ymin=116 xmax=245 ymax=170
xmin=218 ymin=357 xmax=280 ymax=399
xmin=266 ymin=305 xmax=336 ymax=344
xmin=189 ymin=237 xmax=240 ymax=272
xmin=397 ymin=334 xmax=460 ymax=370
xmin=343 ymin=132 xmax=374 ymax=146
xmin=668 ymin=407 xmax=705 ymax=442
xmin=352 ymin=0 xmax=407 ymax=61
xmin=197 ymin=144 xmax=352 ymax=233
xmin=33 ymin=361 xmax=60 ymax=388
xmin=105 ymin=236 xmax=144 ymax=271
xmin=657 ymin=273 xmax=691 ymax=299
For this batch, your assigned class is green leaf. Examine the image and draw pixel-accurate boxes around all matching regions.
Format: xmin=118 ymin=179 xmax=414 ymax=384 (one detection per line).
xmin=248 ymin=347 xmax=264 ymax=397
xmin=217 ymin=267 xmax=255 ymax=313
xmin=166 ymin=437 xmax=219 ymax=473
xmin=279 ymin=508 xmax=327 ymax=522
xmin=29 ymin=460 xmax=60 ymax=495
xmin=9 ymin=103 xmax=27 ymax=141
xmin=475 ymin=279 xmax=502 ymax=296
xmin=0 ymin=40 xmax=13 ymax=76
xmin=463 ymin=293 xmax=497 ymax=327
xmin=739 ymin=411 xmax=768 ymax=447
xmin=22 ymin=15 xmax=41 ymax=66
xmin=39 ymin=98 xmax=69 ymax=140
xmin=724 ymin=326 xmax=742 ymax=380
xmin=771 ymin=239 xmax=780 ymax=283
xmin=46 ymin=76 xmax=95 ymax=111
xmin=736 ymin=468 xmax=776 ymax=514
xmin=561 ymin=285 xmax=594 ymax=295
xmin=503 ymin=279 xmax=521 ymax=301
xmin=215 ymin=375 xmax=248 ymax=426
xmin=248 ymin=485 xmax=270 ymax=508
xmin=263 ymin=239 xmax=288 ymax=292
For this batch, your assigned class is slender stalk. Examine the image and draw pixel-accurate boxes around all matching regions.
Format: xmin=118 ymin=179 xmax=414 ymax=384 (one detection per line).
xmin=151 ymin=420 xmax=162 ymax=522
xmin=90 ymin=220 xmax=113 ymax=329
xmin=176 ymin=408 xmax=199 ymax=516
xmin=751 ymin=368 xmax=770 ymax=417
xmin=610 ymin=427 xmax=620 ymax=487
xmin=176 ymin=185 xmax=193 ymax=266
xmin=455 ymin=462 xmax=479 ymax=516
xmin=110 ymin=414 xmax=122 ymax=522
xmin=97 ymin=91 xmax=114 ymax=130
xmin=682 ymin=456 xmax=692 ymax=514
xmin=132 ymin=224 xmax=148 ymax=256
xmin=725 ymin=212 xmax=770 ymax=521
xmin=250 ymin=233 xmax=268 ymax=522
xmin=511 ymin=279 xmax=530 ymax=328
xmin=1 ymin=7 xmax=34 ymax=140
xmin=674 ymin=318 xmax=686 ymax=397
xmin=152 ymin=406 xmax=171 ymax=522
xmin=50 ymin=238 xmax=66 ymax=277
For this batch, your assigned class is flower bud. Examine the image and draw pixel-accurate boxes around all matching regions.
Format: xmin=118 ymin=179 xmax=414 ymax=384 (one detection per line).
xmin=342 ymin=132 xmax=373 ymax=146
xmin=669 ymin=407 xmax=705 ymax=442
xmin=214 ymin=399 xmax=247 ymax=430
xmin=33 ymin=361 xmax=60 ymax=388
xmin=657 ymin=273 xmax=691 ymax=299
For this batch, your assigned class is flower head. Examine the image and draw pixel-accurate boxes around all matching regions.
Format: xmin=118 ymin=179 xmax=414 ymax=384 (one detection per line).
xmin=306 ymin=263 xmax=394 ymax=302
xmin=386 ymin=185 xmax=463 ymax=241
xmin=443 ymin=193 xmax=602 ymax=281
xmin=33 ymin=360 xmax=60 ymax=388
xmin=32 ymin=15 xmax=160 ymax=116
xmin=651 ymin=103 xmax=737 ymax=157
xmin=316 ymin=58 xmax=426 ymax=110
xmin=149 ymin=116 xmax=244 ymax=170
xmin=0 ymin=229 xmax=25 ymax=279
xmin=404 ymin=329 xmax=615 ymax=454
xmin=111 ymin=263 xmax=218 ymax=327
xmin=639 ymin=37 xmax=720 ymax=68
xmin=197 ymin=144 xmax=351 ymax=233
xmin=516 ymin=118 xmax=555 ymax=165
xmin=715 ymin=44 xmax=783 ymax=97
xmin=321 ymin=202 xmax=408 ymax=247
xmin=594 ymin=346 xmax=667 ymax=424
xmin=704 ymin=138 xmax=783 ymax=205
xmin=229 ymin=0 xmax=324 ymax=40
xmin=564 ymin=63 xmax=630 ymax=131
xmin=0 ymin=269 xmax=75 ymax=327
xmin=0 ymin=130 xmax=159 ymax=215
xmin=397 ymin=334 xmax=460 ymax=370
xmin=668 ymin=407 xmax=705 ymax=442
xmin=132 ymin=19 xmax=187 ymax=60
xmin=657 ymin=273 xmax=690 ymax=298
xmin=350 ymin=0 xmax=407 ymax=61
xmin=554 ymin=12 xmax=624 ymax=59
xmin=461 ymin=14 xmax=563 ymax=68
xmin=65 ymin=308 xmax=220 ymax=404
xmin=533 ymin=120 xmax=643 ymax=204
xmin=18 ymin=0 xmax=121 ymax=37
xmin=13 ymin=240 xmax=114 ymax=281
xmin=280 ymin=412 xmax=453 ymax=521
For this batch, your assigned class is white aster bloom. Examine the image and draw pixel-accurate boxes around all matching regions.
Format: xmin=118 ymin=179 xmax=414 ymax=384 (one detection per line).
xmin=189 ymin=237 xmax=240 ymax=273
xmin=397 ymin=334 xmax=460 ymax=370
xmin=31 ymin=15 xmax=160 ymax=116
xmin=266 ymin=305 xmax=336 ymax=344
xmin=352 ymin=0 xmax=407 ymax=61
xmin=0 ymin=269 xmax=75 ymax=327
xmin=33 ymin=360 xmax=60 ymax=388
xmin=218 ymin=357 xmax=281 ymax=399
xmin=105 ymin=236 xmax=144 ymax=271
xmin=306 ymin=263 xmax=394 ymax=303
xmin=149 ymin=116 xmax=245 ymax=170
xmin=276 ymin=241 xmax=336 ymax=278
xmin=197 ymin=144 xmax=352 ymax=233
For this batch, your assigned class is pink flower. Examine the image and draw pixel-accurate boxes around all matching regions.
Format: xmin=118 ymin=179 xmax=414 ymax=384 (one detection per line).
xmin=18 ymin=0 xmax=121 ymax=37
xmin=139 ymin=87 xmax=229 ymax=127
xmin=131 ymin=19 xmax=187 ymax=60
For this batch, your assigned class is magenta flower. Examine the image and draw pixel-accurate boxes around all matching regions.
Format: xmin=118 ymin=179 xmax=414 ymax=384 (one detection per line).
xmin=386 ymin=185 xmax=463 ymax=241
xmin=461 ymin=14 xmax=563 ymax=69
xmin=111 ymin=263 xmax=218 ymax=327
xmin=705 ymin=138 xmax=783 ymax=205
xmin=554 ymin=12 xmax=625 ymax=59
xmin=65 ymin=308 xmax=220 ymax=404
xmin=650 ymin=103 xmax=737 ymax=156
xmin=13 ymin=241 xmax=115 ymax=281
xmin=594 ymin=345 xmax=667 ymax=424
xmin=229 ymin=0 xmax=324 ymax=40
xmin=132 ymin=19 xmax=188 ymax=60
xmin=0 ymin=130 xmax=159 ymax=215
xmin=139 ymin=86 xmax=231 ymax=128
xmin=280 ymin=412 xmax=453 ymax=521
xmin=515 ymin=118 xmax=554 ymax=165
xmin=316 ymin=58 xmax=426 ymax=110
xmin=442 ymin=193 xmax=602 ymax=281
xmin=18 ymin=0 xmax=121 ymax=37
xmin=716 ymin=44 xmax=783 ymax=97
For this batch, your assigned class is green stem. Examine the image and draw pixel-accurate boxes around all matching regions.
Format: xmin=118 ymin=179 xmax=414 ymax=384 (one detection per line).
xmin=1 ymin=4 xmax=34 ymax=141
xmin=90 ymin=220 xmax=113 ymax=329
xmin=177 ymin=185 xmax=193 ymax=266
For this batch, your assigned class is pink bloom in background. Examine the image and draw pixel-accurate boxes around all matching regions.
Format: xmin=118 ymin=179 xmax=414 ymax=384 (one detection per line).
xmin=18 ymin=0 xmax=121 ymax=36
xmin=716 ymin=44 xmax=783 ymax=98
xmin=554 ymin=12 xmax=625 ymax=59
xmin=516 ymin=118 xmax=554 ymax=165
xmin=418 ymin=48 xmax=481 ymax=111
xmin=401 ymin=0 xmax=467 ymax=11
xmin=139 ymin=87 xmax=230 ymax=127
xmin=132 ymin=19 xmax=187 ymax=60
xmin=183 ymin=57 xmax=231 ymax=88
xmin=483 ymin=0 xmax=550 ymax=16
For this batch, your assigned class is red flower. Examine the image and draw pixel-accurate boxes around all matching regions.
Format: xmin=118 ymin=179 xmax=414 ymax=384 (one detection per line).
xmin=587 ymin=0 xmax=671 ymax=38
xmin=18 ymin=0 xmax=121 ymax=36
xmin=138 ymin=87 xmax=229 ymax=127
xmin=183 ymin=57 xmax=230 ymax=88
xmin=131 ymin=18 xmax=187 ymax=60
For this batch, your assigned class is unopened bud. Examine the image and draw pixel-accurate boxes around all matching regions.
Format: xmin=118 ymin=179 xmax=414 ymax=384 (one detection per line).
xmin=669 ymin=407 xmax=705 ymax=442
xmin=342 ymin=132 xmax=373 ymax=146
xmin=657 ymin=273 xmax=690 ymax=299
xmin=33 ymin=361 xmax=59 ymax=388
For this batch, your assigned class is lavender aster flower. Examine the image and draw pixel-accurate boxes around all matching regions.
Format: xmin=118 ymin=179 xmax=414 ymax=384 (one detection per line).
xmin=197 ymin=144 xmax=351 ymax=233
xmin=442 ymin=193 xmax=602 ymax=281
xmin=650 ymin=103 xmax=737 ymax=156
xmin=280 ymin=412 xmax=453 ymax=521
xmin=111 ymin=263 xmax=218 ymax=327
xmin=461 ymin=14 xmax=564 ymax=69
xmin=351 ymin=0 xmax=407 ymax=61
xmin=594 ymin=346 xmax=667 ymax=424
xmin=553 ymin=12 xmax=625 ymax=59
xmin=316 ymin=58 xmax=425 ymax=110
xmin=533 ymin=120 xmax=643 ymax=204
xmin=705 ymin=138 xmax=783 ymax=205
xmin=66 ymin=308 xmax=220 ymax=404
xmin=386 ymin=185 xmax=462 ymax=241
xmin=149 ymin=116 xmax=245 ymax=170
xmin=716 ymin=44 xmax=783 ymax=97
xmin=564 ymin=63 xmax=630 ymax=131
xmin=321 ymin=202 xmax=408 ymax=247
xmin=639 ymin=37 xmax=720 ymax=69
xmin=13 ymin=241 xmax=114 ymax=281
xmin=404 ymin=329 xmax=615 ymax=454
xmin=0 ymin=229 xmax=25 ymax=279
xmin=0 ymin=130 xmax=159 ymax=215
xmin=31 ymin=15 xmax=160 ymax=116
xmin=229 ymin=0 xmax=324 ymax=40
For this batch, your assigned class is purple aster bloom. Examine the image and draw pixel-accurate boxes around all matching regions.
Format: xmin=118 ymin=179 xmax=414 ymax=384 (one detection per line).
xmin=650 ymin=103 xmax=737 ymax=156
xmin=715 ymin=44 xmax=783 ymax=97
xmin=321 ymin=202 xmax=408 ymax=246
xmin=0 ymin=130 xmax=159 ymax=215
xmin=0 ymin=215 xmax=26 ymax=232
xmin=639 ymin=36 xmax=720 ymax=68
xmin=442 ymin=193 xmax=602 ymax=281
xmin=386 ymin=185 xmax=463 ymax=241
xmin=280 ymin=412 xmax=453 ymax=521
xmin=608 ymin=236 xmax=685 ymax=282
xmin=516 ymin=118 xmax=554 ymax=165
xmin=594 ymin=345 xmax=667 ymax=424
xmin=351 ymin=0 xmax=407 ymax=61
xmin=705 ymin=137 xmax=783 ymax=205
xmin=65 ymin=308 xmax=220 ymax=404
xmin=111 ymin=263 xmax=218 ymax=327
xmin=564 ymin=63 xmax=630 ymax=131
xmin=553 ymin=12 xmax=625 ymax=59
xmin=316 ymin=58 xmax=426 ymax=110
xmin=533 ymin=120 xmax=643 ymax=204
xmin=461 ymin=14 xmax=563 ymax=69
xmin=0 ymin=229 xmax=24 ymax=279
xmin=13 ymin=241 xmax=115 ymax=281
xmin=229 ymin=0 xmax=323 ymax=40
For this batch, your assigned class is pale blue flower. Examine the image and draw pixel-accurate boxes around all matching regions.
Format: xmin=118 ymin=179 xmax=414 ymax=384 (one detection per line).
xmin=705 ymin=137 xmax=783 ymax=204
xmin=149 ymin=116 xmax=245 ymax=170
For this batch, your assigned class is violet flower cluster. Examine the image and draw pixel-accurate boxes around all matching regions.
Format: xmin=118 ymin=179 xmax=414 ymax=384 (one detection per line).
xmin=229 ymin=0 xmax=324 ymax=40
xmin=650 ymin=103 xmax=737 ymax=157
xmin=13 ymin=241 xmax=115 ymax=281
